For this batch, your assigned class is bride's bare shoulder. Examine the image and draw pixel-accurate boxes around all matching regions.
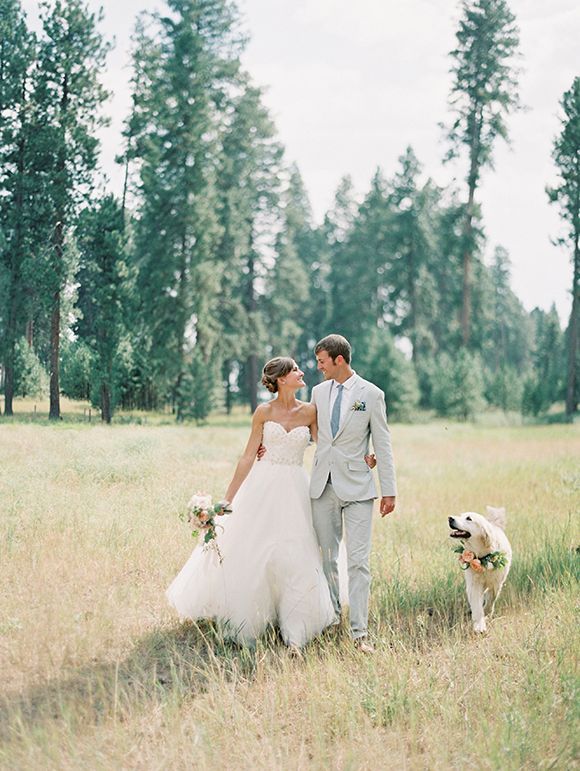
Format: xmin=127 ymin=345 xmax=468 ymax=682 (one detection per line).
xmin=253 ymin=402 xmax=273 ymax=422
xmin=299 ymin=401 xmax=316 ymax=419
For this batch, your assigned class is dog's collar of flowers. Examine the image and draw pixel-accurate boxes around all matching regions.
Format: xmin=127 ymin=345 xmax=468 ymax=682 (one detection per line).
xmin=453 ymin=545 xmax=508 ymax=572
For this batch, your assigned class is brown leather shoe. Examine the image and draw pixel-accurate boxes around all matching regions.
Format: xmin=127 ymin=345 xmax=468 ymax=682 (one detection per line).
xmin=353 ymin=638 xmax=375 ymax=654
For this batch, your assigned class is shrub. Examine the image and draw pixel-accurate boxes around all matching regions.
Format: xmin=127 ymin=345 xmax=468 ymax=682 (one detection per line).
xmin=431 ymin=350 xmax=485 ymax=420
xmin=12 ymin=338 xmax=48 ymax=398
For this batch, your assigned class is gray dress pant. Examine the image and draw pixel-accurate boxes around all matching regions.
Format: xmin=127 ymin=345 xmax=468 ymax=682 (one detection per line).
xmin=311 ymin=481 xmax=374 ymax=639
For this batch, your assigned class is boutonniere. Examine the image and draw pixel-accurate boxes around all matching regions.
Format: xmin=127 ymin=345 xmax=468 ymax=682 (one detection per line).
xmin=351 ymin=400 xmax=366 ymax=411
xmin=453 ymin=545 xmax=508 ymax=572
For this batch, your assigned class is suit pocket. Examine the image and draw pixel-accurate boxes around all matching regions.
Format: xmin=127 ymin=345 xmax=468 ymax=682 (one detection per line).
xmin=348 ymin=460 xmax=369 ymax=473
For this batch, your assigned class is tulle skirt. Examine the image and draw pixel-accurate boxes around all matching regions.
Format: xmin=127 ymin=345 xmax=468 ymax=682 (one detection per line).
xmin=166 ymin=460 xmax=336 ymax=647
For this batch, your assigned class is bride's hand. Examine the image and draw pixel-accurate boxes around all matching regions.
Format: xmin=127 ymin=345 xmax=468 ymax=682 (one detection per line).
xmin=216 ymin=500 xmax=233 ymax=515
xmin=364 ymin=453 xmax=376 ymax=469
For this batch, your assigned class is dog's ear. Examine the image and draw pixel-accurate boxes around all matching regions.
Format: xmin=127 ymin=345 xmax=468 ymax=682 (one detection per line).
xmin=485 ymin=505 xmax=506 ymax=530
xmin=478 ymin=519 xmax=493 ymax=549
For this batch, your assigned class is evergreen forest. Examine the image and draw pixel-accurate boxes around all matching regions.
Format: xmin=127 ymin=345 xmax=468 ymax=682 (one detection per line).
xmin=1 ymin=0 xmax=578 ymax=423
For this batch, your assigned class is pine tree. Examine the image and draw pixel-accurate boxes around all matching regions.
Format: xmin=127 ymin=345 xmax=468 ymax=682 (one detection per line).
xmin=215 ymin=78 xmax=283 ymax=411
xmin=328 ymin=170 xmax=391 ymax=356
xmin=522 ymin=306 xmax=564 ymax=416
xmin=280 ymin=167 xmax=330 ymax=392
xmin=324 ymin=175 xmax=358 ymax=246
xmin=485 ymin=365 xmax=522 ymax=412
xmin=431 ymin=349 xmax=485 ymax=420
xmin=34 ymin=0 xmax=110 ymax=419
xmin=60 ymin=338 xmax=92 ymax=401
xmin=0 ymin=0 xmax=36 ymax=415
xmin=320 ymin=174 xmax=358 ymax=345
xmin=476 ymin=245 xmax=530 ymax=410
xmin=267 ymin=166 xmax=318 ymax=377
xmin=359 ymin=328 xmax=419 ymax=421
xmin=428 ymin=194 xmax=466 ymax=357
xmin=267 ymin=196 xmax=310 ymax=357
xmin=387 ymin=147 xmax=439 ymax=365
xmin=547 ymin=77 xmax=580 ymax=416
xmin=486 ymin=245 xmax=531 ymax=371
xmin=444 ymin=0 xmax=522 ymax=346
xmin=75 ymin=196 xmax=131 ymax=423
xmin=125 ymin=0 xmax=243 ymax=419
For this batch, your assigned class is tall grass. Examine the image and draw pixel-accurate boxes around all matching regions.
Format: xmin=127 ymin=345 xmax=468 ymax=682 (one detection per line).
xmin=0 ymin=419 xmax=578 ymax=769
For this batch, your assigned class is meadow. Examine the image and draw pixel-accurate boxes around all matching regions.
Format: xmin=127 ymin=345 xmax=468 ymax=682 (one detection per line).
xmin=0 ymin=408 xmax=578 ymax=770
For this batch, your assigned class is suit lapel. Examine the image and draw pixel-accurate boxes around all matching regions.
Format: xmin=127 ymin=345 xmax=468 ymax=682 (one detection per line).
xmin=333 ymin=378 xmax=366 ymax=441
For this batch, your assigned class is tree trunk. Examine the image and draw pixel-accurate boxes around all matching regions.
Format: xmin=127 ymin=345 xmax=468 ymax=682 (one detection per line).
xmin=246 ymin=251 xmax=258 ymax=412
xmin=175 ymin=234 xmax=188 ymax=422
xmin=462 ymin=110 xmax=483 ymax=347
xmin=121 ymin=152 xmax=130 ymax=224
xmin=565 ymin=233 xmax=579 ymax=415
xmin=49 ymin=216 xmax=64 ymax=421
xmin=3 ymin=296 xmax=16 ymax=416
xmin=461 ymin=186 xmax=475 ymax=347
xmin=175 ymin=372 xmax=184 ymax=422
xmin=49 ymin=291 xmax=61 ymax=420
xmin=224 ymin=360 xmax=233 ymax=415
xmin=49 ymin=73 xmax=69 ymax=422
xmin=3 ymin=344 xmax=14 ymax=416
xmin=408 ymin=231 xmax=418 ymax=364
xmin=4 ymin=111 xmax=28 ymax=417
xmin=248 ymin=354 xmax=258 ymax=413
xmin=101 ymin=382 xmax=112 ymax=424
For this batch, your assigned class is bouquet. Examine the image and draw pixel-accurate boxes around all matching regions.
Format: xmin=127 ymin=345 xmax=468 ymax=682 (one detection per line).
xmin=182 ymin=492 xmax=231 ymax=562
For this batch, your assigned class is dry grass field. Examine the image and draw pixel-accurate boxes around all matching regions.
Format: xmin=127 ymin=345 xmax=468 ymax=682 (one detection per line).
xmin=0 ymin=412 xmax=578 ymax=770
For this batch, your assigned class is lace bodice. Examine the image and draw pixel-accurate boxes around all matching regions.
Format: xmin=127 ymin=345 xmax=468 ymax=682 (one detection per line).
xmin=261 ymin=421 xmax=310 ymax=466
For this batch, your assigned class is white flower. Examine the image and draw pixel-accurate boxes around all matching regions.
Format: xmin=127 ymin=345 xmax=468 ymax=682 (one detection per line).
xmin=188 ymin=493 xmax=212 ymax=510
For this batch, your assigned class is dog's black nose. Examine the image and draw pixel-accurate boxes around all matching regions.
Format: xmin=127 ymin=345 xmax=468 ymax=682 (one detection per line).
xmin=448 ymin=516 xmax=454 ymax=524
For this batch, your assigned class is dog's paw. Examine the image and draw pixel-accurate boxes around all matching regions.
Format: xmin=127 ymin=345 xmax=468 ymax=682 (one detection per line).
xmin=473 ymin=620 xmax=487 ymax=633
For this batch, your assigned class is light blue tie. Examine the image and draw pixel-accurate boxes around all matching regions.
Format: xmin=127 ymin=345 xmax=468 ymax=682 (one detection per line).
xmin=331 ymin=384 xmax=344 ymax=437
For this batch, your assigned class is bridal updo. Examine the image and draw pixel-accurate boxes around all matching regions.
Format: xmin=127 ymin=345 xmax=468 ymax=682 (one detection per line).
xmin=261 ymin=357 xmax=295 ymax=393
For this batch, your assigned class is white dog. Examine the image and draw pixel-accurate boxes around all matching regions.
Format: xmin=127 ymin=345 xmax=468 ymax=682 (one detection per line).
xmin=448 ymin=506 xmax=512 ymax=633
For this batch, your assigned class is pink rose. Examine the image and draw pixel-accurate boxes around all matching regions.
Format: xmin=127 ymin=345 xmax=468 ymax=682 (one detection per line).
xmin=459 ymin=550 xmax=475 ymax=565
xmin=470 ymin=559 xmax=484 ymax=573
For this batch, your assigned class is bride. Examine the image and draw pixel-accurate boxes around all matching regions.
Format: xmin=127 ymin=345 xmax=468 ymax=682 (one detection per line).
xmin=166 ymin=356 xmax=336 ymax=648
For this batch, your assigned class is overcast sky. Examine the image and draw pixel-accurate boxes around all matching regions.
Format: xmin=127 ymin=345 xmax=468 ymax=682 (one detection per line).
xmin=22 ymin=0 xmax=580 ymax=322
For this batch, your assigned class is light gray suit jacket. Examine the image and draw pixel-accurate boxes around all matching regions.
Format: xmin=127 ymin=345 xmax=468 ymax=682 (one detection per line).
xmin=309 ymin=375 xmax=397 ymax=502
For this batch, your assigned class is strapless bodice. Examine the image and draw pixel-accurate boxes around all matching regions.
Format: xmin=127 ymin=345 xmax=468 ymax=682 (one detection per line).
xmin=261 ymin=421 xmax=310 ymax=466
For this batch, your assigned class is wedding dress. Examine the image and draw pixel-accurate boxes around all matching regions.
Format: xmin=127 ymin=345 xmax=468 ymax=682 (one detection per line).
xmin=166 ymin=421 xmax=336 ymax=647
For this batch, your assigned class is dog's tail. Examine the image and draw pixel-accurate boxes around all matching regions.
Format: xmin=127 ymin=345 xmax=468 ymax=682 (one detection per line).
xmin=485 ymin=505 xmax=507 ymax=530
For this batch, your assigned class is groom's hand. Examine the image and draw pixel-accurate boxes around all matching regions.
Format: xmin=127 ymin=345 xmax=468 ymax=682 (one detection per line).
xmin=380 ymin=496 xmax=396 ymax=517
xmin=256 ymin=443 xmax=266 ymax=461
xmin=364 ymin=453 xmax=376 ymax=469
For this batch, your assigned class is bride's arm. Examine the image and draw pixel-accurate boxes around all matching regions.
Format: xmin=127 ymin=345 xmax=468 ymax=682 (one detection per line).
xmin=307 ymin=403 xmax=318 ymax=443
xmin=223 ymin=407 xmax=267 ymax=504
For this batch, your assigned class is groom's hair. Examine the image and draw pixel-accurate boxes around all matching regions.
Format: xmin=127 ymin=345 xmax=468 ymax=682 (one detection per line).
xmin=314 ymin=334 xmax=351 ymax=364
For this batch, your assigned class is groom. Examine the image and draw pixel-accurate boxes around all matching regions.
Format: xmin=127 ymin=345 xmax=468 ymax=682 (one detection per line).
xmin=310 ymin=334 xmax=396 ymax=652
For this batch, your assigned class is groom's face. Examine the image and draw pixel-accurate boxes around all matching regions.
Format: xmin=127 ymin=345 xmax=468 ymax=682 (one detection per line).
xmin=316 ymin=350 xmax=341 ymax=380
